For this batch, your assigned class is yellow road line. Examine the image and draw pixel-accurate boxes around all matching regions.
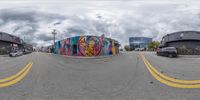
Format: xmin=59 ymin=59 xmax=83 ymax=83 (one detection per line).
xmin=0 ymin=62 xmax=32 ymax=83
xmin=140 ymin=53 xmax=200 ymax=88
xmin=0 ymin=62 xmax=33 ymax=88
xmin=140 ymin=53 xmax=200 ymax=84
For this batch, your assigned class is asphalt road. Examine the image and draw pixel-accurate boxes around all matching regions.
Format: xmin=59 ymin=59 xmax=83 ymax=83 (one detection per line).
xmin=0 ymin=52 xmax=200 ymax=100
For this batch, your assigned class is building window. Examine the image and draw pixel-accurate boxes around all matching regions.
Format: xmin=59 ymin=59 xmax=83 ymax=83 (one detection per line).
xmin=180 ymin=33 xmax=184 ymax=39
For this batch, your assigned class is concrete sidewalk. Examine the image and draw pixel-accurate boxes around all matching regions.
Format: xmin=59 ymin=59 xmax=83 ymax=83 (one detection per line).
xmin=178 ymin=55 xmax=200 ymax=58
xmin=49 ymin=53 xmax=122 ymax=59
xmin=0 ymin=55 xmax=9 ymax=57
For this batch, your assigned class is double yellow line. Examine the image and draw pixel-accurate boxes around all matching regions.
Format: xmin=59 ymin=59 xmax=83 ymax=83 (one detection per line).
xmin=0 ymin=62 xmax=33 ymax=88
xmin=140 ymin=53 xmax=200 ymax=88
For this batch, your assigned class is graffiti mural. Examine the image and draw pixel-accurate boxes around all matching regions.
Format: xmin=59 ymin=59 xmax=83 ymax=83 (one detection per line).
xmin=54 ymin=35 xmax=119 ymax=56
xmin=60 ymin=39 xmax=66 ymax=55
xmin=78 ymin=36 xmax=102 ymax=56
xmin=66 ymin=38 xmax=71 ymax=55
xmin=103 ymin=38 xmax=111 ymax=55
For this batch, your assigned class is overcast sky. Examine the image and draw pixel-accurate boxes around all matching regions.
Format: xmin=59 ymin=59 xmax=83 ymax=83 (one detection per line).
xmin=0 ymin=0 xmax=200 ymax=47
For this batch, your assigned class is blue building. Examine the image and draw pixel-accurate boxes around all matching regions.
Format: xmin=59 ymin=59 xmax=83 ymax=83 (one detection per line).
xmin=129 ymin=37 xmax=152 ymax=50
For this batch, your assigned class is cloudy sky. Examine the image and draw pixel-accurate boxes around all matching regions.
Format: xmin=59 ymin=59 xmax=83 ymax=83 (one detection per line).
xmin=0 ymin=0 xmax=200 ymax=47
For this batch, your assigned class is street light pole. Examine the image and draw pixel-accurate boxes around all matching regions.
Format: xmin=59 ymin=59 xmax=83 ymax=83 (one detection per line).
xmin=52 ymin=29 xmax=57 ymax=52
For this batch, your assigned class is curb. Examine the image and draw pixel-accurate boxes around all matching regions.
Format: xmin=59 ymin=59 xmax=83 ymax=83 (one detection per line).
xmin=0 ymin=55 xmax=9 ymax=57
xmin=51 ymin=53 xmax=121 ymax=59
xmin=178 ymin=55 xmax=200 ymax=58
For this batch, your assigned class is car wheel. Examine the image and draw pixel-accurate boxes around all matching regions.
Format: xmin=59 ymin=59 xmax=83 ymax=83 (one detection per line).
xmin=168 ymin=54 xmax=173 ymax=58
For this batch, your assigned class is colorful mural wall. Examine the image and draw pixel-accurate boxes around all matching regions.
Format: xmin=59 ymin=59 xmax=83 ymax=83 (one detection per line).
xmin=54 ymin=35 xmax=120 ymax=56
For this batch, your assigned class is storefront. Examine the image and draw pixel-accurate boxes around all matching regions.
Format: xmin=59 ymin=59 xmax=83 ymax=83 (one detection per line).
xmin=0 ymin=32 xmax=23 ymax=54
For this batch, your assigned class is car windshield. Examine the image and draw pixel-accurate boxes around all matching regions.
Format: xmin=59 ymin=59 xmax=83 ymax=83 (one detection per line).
xmin=0 ymin=0 xmax=200 ymax=100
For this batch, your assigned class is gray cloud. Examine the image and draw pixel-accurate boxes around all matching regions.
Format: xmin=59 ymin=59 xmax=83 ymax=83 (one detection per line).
xmin=0 ymin=8 xmax=37 ymax=25
xmin=66 ymin=26 xmax=86 ymax=35
xmin=0 ymin=8 xmax=66 ymax=45
xmin=37 ymin=33 xmax=53 ymax=41
xmin=0 ymin=1 xmax=200 ymax=47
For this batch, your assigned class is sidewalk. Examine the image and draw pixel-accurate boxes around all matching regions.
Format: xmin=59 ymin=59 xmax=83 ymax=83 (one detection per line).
xmin=178 ymin=55 xmax=200 ymax=58
xmin=0 ymin=55 xmax=9 ymax=57
xmin=50 ymin=53 xmax=121 ymax=59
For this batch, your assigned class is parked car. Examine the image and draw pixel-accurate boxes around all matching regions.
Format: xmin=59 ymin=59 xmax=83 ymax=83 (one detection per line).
xmin=135 ymin=48 xmax=145 ymax=51
xmin=23 ymin=50 xmax=32 ymax=55
xmin=156 ymin=47 xmax=178 ymax=58
xmin=9 ymin=50 xmax=23 ymax=57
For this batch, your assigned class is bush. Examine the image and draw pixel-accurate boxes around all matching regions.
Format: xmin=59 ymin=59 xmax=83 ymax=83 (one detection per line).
xmin=0 ymin=48 xmax=7 ymax=55
xmin=148 ymin=41 xmax=160 ymax=51
xmin=124 ymin=45 xmax=133 ymax=51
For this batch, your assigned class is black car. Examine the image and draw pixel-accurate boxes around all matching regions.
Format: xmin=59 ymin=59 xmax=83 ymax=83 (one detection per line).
xmin=156 ymin=47 xmax=178 ymax=58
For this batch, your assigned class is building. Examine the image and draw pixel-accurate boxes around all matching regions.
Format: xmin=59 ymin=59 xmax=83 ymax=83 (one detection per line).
xmin=0 ymin=32 xmax=33 ymax=55
xmin=160 ymin=31 xmax=200 ymax=55
xmin=23 ymin=42 xmax=33 ymax=54
xmin=0 ymin=32 xmax=23 ymax=55
xmin=129 ymin=37 xmax=152 ymax=50
xmin=54 ymin=35 xmax=120 ymax=56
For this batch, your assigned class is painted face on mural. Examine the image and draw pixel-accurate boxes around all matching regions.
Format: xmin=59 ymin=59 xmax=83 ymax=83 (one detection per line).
xmin=78 ymin=36 xmax=102 ymax=56
xmin=78 ymin=36 xmax=87 ymax=53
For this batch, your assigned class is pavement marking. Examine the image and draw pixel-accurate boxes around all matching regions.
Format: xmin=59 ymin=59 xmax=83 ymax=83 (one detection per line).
xmin=140 ymin=53 xmax=200 ymax=88
xmin=140 ymin=54 xmax=200 ymax=84
xmin=0 ymin=62 xmax=31 ymax=83
xmin=0 ymin=62 xmax=33 ymax=88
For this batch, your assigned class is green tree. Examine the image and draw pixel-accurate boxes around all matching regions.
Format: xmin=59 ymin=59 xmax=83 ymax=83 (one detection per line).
xmin=148 ymin=41 xmax=160 ymax=51
xmin=124 ymin=45 xmax=131 ymax=51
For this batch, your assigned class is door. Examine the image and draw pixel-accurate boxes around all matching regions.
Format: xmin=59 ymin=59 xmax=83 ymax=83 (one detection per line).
xmin=72 ymin=45 xmax=77 ymax=55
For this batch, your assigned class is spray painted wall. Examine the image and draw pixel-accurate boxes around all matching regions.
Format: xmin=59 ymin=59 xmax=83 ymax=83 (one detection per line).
xmin=54 ymin=35 xmax=120 ymax=56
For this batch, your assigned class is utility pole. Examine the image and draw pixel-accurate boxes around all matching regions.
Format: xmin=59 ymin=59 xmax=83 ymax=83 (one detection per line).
xmin=51 ymin=29 xmax=57 ymax=52
xmin=24 ymin=36 xmax=25 ymax=42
